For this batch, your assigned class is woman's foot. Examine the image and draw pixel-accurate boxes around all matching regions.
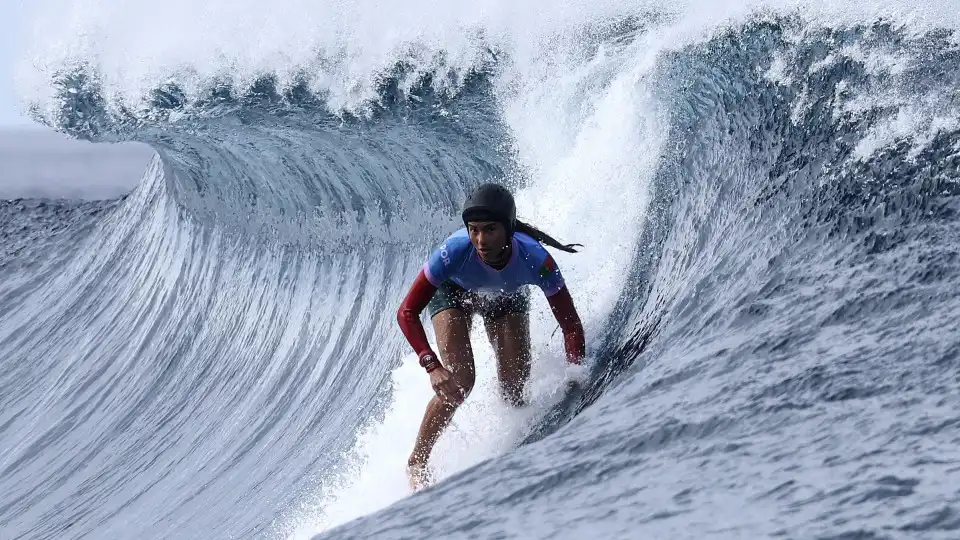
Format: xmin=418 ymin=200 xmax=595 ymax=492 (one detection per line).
xmin=406 ymin=460 xmax=433 ymax=492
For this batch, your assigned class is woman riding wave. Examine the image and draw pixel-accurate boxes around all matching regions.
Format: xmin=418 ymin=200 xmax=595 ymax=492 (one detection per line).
xmin=396 ymin=183 xmax=586 ymax=490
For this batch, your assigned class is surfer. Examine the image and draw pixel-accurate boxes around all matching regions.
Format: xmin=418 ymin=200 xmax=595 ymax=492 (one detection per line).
xmin=396 ymin=183 xmax=586 ymax=490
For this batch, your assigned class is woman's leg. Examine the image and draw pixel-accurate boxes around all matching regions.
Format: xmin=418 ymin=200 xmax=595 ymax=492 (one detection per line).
xmin=407 ymin=308 xmax=476 ymax=488
xmin=483 ymin=310 xmax=532 ymax=407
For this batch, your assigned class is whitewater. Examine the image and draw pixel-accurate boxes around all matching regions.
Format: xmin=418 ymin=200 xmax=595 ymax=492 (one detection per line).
xmin=2 ymin=0 xmax=960 ymax=538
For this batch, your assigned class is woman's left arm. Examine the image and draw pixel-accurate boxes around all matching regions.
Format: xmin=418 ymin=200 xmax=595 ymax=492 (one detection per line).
xmin=546 ymin=286 xmax=585 ymax=364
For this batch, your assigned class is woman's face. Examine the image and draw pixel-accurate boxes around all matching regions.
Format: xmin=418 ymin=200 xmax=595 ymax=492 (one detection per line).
xmin=467 ymin=221 xmax=509 ymax=264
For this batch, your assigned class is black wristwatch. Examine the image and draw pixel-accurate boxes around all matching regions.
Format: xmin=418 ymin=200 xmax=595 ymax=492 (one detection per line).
xmin=419 ymin=353 xmax=441 ymax=372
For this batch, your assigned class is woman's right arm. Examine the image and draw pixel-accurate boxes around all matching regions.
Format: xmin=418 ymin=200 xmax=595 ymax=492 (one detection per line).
xmin=396 ymin=269 xmax=438 ymax=362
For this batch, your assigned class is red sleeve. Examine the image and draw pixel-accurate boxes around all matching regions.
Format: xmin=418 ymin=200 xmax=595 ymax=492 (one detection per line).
xmin=546 ymin=286 xmax=585 ymax=364
xmin=397 ymin=269 xmax=438 ymax=361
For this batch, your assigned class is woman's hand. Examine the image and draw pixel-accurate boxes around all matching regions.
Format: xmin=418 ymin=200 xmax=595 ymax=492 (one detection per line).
xmin=428 ymin=366 xmax=465 ymax=405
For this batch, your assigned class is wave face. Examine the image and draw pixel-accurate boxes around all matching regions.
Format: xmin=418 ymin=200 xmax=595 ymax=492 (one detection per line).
xmin=4 ymin=2 xmax=960 ymax=539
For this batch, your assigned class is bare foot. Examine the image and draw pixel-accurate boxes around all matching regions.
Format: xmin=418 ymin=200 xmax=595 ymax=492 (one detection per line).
xmin=406 ymin=462 xmax=433 ymax=492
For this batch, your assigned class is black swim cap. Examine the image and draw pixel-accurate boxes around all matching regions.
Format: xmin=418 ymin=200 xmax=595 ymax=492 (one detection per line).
xmin=461 ymin=183 xmax=517 ymax=234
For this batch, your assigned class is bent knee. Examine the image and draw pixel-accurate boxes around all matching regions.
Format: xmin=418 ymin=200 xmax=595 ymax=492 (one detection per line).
xmin=434 ymin=371 xmax=475 ymax=408
xmin=456 ymin=376 xmax=476 ymax=402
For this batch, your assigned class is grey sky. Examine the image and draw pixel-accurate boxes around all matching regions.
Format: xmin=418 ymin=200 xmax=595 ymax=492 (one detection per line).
xmin=0 ymin=129 xmax=155 ymax=199
xmin=0 ymin=1 xmax=34 ymax=126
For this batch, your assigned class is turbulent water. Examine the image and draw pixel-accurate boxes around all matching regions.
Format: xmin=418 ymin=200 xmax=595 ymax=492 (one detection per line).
xmin=3 ymin=1 xmax=960 ymax=538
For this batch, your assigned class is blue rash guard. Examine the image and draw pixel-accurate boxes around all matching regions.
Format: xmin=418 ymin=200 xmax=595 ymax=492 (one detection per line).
xmin=423 ymin=228 xmax=566 ymax=298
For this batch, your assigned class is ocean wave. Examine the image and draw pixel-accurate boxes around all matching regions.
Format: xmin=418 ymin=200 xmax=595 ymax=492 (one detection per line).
xmin=2 ymin=5 xmax=960 ymax=540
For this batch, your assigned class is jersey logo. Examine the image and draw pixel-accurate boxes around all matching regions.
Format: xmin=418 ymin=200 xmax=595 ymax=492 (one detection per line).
xmin=440 ymin=244 xmax=451 ymax=266
xmin=538 ymin=254 xmax=556 ymax=280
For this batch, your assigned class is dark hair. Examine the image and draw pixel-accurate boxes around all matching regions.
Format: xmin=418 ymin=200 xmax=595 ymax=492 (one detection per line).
xmin=515 ymin=219 xmax=583 ymax=253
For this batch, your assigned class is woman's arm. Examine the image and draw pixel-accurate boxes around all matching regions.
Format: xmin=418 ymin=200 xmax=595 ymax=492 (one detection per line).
xmin=546 ymin=286 xmax=585 ymax=364
xmin=396 ymin=269 xmax=438 ymax=362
